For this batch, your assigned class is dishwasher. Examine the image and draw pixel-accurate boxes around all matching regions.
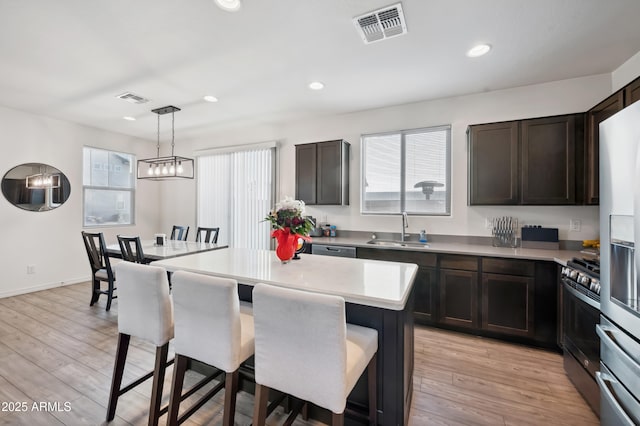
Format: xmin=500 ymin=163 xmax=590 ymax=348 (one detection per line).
xmin=311 ymin=243 xmax=356 ymax=258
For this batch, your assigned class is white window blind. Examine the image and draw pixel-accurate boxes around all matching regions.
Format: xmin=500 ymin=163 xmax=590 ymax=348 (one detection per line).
xmin=197 ymin=147 xmax=274 ymax=249
xmin=361 ymin=125 xmax=451 ymax=215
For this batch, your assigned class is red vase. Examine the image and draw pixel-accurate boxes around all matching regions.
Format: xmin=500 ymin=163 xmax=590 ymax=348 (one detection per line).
xmin=272 ymin=228 xmax=311 ymax=263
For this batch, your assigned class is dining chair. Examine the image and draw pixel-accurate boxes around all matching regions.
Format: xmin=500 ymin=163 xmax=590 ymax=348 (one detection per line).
xmin=251 ymin=283 xmax=378 ymax=426
xmin=81 ymin=231 xmax=117 ymax=311
xmin=167 ymin=271 xmax=254 ymax=426
xmin=117 ymin=235 xmax=146 ymax=264
xmin=107 ymin=262 xmax=173 ymax=426
xmin=195 ymin=226 xmax=220 ymax=244
xmin=170 ymin=225 xmax=189 ymax=241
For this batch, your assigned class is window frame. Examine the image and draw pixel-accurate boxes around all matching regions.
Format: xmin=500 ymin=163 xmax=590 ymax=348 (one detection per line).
xmin=360 ymin=125 xmax=451 ymax=216
xmin=82 ymin=146 xmax=136 ymax=228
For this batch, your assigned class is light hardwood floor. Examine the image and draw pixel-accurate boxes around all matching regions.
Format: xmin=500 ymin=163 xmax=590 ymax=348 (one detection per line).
xmin=0 ymin=283 xmax=598 ymax=425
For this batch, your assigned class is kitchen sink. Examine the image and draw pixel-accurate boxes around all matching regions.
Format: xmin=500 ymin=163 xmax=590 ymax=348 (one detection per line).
xmin=366 ymin=239 xmax=430 ymax=248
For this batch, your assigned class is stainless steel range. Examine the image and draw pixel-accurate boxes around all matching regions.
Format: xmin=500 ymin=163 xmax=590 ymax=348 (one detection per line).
xmin=560 ymin=257 xmax=601 ymax=416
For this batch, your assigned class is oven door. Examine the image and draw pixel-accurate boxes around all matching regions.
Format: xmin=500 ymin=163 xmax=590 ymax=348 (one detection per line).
xmin=562 ymin=279 xmax=601 ymax=378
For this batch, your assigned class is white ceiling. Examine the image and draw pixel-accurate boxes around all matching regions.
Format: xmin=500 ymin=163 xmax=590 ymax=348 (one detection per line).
xmin=1 ymin=0 xmax=640 ymax=142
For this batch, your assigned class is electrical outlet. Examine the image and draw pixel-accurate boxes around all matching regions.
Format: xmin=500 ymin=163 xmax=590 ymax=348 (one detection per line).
xmin=27 ymin=265 xmax=35 ymax=274
xmin=569 ymin=219 xmax=582 ymax=232
xmin=485 ymin=218 xmax=493 ymax=229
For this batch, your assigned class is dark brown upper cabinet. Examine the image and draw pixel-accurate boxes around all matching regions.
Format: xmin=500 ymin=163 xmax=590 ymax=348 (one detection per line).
xmin=624 ymin=76 xmax=640 ymax=107
xmin=468 ymin=122 xmax=519 ymax=205
xmin=585 ymin=92 xmax=623 ymax=205
xmin=468 ymin=114 xmax=583 ymax=205
xmin=295 ymin=140 xmax=349 ymax=205
xmin=521 ymin=115 xmax=578 ymax=205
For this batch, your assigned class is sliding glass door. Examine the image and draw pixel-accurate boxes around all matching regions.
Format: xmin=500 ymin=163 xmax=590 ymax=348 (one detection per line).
xmin=197 ymin=146 xmax=275 ymax=249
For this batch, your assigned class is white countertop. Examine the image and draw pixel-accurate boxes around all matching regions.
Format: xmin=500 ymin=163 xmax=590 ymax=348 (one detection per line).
xmin=106 ymin=240 xmax=227 ymax=261
xmin=310 ymin=236 xmax=584 ymax=266
xmin=151 ymin=248 xmax=418 ymax=311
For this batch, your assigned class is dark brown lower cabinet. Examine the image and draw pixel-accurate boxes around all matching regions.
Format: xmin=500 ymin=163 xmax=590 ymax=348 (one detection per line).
xmin=438 ymin=268 xmax=478 ymax=329
xmin=355 ymin=246 xmax=557 ymax=348
xmin=414 ymin=267 xmax=437 ymax=323
xmin=481 ymin=273 xmax=535 ymax=338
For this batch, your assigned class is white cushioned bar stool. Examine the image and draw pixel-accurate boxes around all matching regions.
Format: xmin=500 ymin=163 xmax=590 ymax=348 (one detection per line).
xmin=252 ymin=283 xmax=378 ymax=426
xmin=107 ymin=262 xmax=174 ymax=426
xmin=167 ymin=270 xmax=255 ymax=426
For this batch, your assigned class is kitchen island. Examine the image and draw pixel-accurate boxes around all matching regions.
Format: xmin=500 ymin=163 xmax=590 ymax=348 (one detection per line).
xmin=152 ymin=248 xmax=418 ymax=426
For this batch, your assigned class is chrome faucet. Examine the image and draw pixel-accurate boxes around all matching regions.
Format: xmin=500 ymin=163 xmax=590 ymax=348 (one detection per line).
xmin=401 ymin=211 xmax=409 ymax=242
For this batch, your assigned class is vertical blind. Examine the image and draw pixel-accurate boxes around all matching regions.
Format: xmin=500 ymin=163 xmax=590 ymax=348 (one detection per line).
xmin=197 ymin=147 xmax=274 ymax=249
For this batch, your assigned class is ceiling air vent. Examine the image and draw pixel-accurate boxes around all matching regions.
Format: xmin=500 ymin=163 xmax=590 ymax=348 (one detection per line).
xmin=353 ymin=2 xmax=407 ymax=44
xmin=115 ymin=92 xmax=150 ymax=104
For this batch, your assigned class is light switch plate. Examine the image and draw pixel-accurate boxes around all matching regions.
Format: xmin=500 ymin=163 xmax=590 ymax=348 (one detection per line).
xmin=569 ymin=219 xmax=581 ymax=232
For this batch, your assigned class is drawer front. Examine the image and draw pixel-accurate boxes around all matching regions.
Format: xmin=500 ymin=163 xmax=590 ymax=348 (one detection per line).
xmin=439 ymin=254 xmax=479 ymax=271
xmin=482 ymin=258 xmax=535 ymax=276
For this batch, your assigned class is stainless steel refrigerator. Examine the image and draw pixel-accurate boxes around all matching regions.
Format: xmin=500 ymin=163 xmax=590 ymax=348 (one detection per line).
xmin=598 ymin=100 xmax=640 ymax=424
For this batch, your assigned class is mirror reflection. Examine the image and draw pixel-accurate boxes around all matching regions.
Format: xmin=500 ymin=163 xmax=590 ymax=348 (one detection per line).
xmin=2 ymin=163 xmax=71 ymax=212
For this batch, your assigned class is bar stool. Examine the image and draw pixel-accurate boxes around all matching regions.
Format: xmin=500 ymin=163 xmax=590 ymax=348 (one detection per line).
xmin=106 ymin=262 xmax=174 ymax=426
xmin=167 ymin=271 xmax=255 ymax=426
xmin=251 ymin=283 xmax=378 ymax=426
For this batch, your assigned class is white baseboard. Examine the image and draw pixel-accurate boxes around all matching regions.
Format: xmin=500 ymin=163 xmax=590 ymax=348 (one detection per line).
xmin=0 ymin=276 xmax=90 ymax=299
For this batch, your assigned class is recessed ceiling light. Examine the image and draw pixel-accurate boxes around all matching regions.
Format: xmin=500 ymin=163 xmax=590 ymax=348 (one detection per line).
xmin=123 ymin=116 xmax=136 ymax=121
xmin=466 ymin=44 xmax=491 ymax=58
xmin=203 ymin=95 xmax=219 ymax=103
xmin=214 ymin=0 xmax=241 ymax=12
xmin=309 ymin=81 xmax=325 ymax=90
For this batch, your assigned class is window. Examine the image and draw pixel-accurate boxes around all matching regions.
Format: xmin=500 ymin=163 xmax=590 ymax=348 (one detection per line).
xmin=197 ymin=144 xmax=275 ymax=249
xmin=82 ymin=147 xmax=135 ymax=226
xmin=361 ymin=125 xmax=451 ymax=215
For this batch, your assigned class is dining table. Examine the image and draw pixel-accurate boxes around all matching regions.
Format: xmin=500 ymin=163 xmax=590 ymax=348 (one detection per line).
xmin=151 ymin=248 xmax=417 ymax=426
xmin=106 ymin=239 xmax=227 ymax=263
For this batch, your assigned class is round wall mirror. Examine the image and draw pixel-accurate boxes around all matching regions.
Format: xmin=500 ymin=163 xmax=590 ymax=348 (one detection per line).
xmin=2 ymin=163 xmax=71 ymax=212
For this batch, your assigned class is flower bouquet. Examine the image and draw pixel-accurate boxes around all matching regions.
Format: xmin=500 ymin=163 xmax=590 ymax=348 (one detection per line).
xmin=264 ymin=197 xmax=314 ymax=262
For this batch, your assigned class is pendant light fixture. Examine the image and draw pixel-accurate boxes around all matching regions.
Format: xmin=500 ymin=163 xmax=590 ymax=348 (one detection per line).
xmin=137 ymin=105 xmax=194 ymax=180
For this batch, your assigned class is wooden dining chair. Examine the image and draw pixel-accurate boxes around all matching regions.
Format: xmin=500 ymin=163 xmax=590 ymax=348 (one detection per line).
xmin=170 ymin=225 xmax=189 ymax=241
xmin=195 ymin=227 xmax=220 ymax=244
xmin=117 ymin=235 xmax=146 ymax=264
xmin=81 ymin=231 xmax=117 ymax=311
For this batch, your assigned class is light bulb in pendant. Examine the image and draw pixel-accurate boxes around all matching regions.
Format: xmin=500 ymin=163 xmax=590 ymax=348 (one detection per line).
xmin=147 ymin=164 xmax=154 ymax=175
xmin=161 ymin=163 xmax=168 ymax=175
xmin=35 ymin=177 xmax=42 ymax=186
xmin=169 ymin=163 xmax=175 ymax=174
xmin=177 ymin=161 xmax=183 ymax=174
xmin=154 ymin=165 xmax=160 ymax=175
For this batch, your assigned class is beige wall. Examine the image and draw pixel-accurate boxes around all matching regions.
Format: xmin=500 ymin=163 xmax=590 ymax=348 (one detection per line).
xmin=163 ymin=73 xmax=612 ymax=242
xmin=0 ymin=105 xmax=161 ymax=297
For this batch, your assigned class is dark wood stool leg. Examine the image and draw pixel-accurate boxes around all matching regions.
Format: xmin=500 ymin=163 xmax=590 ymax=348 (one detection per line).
xmin=167 ymin=354 xmax=188 ymax=426
xmin=222 ymin=370 xmax=239 ymax=426
xmin=253 ymin=384 xmax=269 ymax=426
xmin=332 ymin=412 xmax=345 ymax=426
xmin=106 ymin=280 xmax=114 ymax=311
xmin=90 ymin=278 xmax=100 ymax=306
xmin=148 ymin=343 xmax=169 ymax=426
xmin=368 ymin=353 xmax=377 ymax=425
xmin=302 ymin=401 xmax=309 ymax=420
xmin=107 ymin=333 xmax=130 ymax=421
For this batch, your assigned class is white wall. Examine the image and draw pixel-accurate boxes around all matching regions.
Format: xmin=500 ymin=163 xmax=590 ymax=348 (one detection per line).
xmin=167 ymin=73 xmax=613 ymax=243
xmin=612 ymin=50 xmax=640 ymax=92
xmin=0 ymin=105 xmax=161 ymax=297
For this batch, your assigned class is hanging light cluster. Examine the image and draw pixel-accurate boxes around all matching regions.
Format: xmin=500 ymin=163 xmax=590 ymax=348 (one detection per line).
xmin=26 ymin=173 xmax=60 ymax=188
xmin=137 ymin=105 xmax=194 ymax=180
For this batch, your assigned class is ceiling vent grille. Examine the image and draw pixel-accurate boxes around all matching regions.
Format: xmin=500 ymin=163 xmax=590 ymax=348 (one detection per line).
xmin=115 ymin=92 xmax=150 ymax=104
xmin=353 ymin=2 xmax=407 ymax=44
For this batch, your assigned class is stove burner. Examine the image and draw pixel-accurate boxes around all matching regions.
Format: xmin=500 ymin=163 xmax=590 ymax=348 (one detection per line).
xmin=567 ymin=257 xmax=600 ymax=278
